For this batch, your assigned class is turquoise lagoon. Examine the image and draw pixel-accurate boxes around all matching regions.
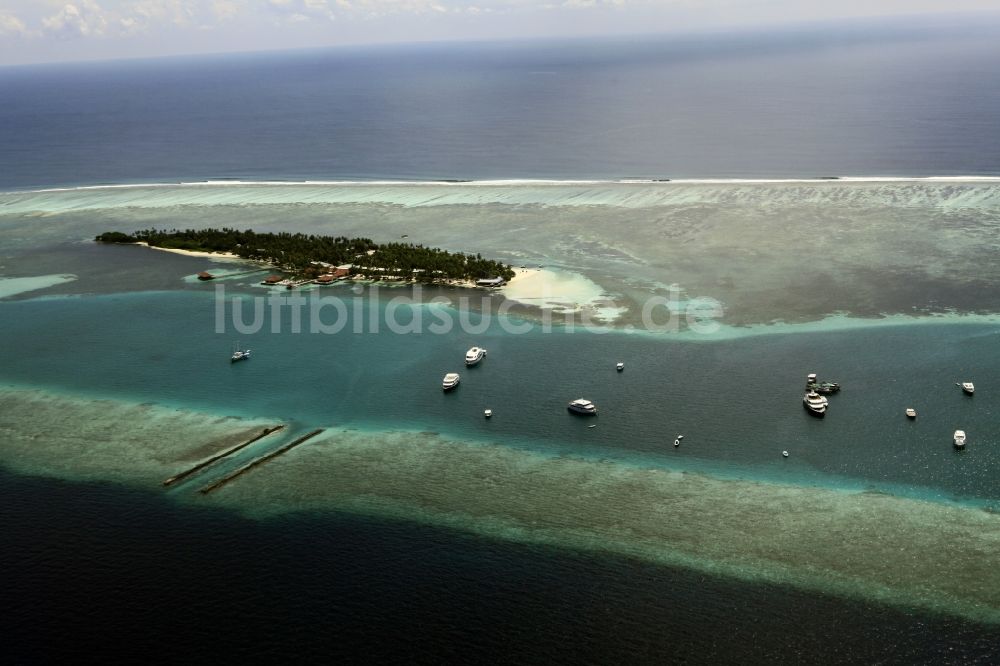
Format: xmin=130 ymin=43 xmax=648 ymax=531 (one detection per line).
xmin=2 ymin=180 xmax=1000 ymax=625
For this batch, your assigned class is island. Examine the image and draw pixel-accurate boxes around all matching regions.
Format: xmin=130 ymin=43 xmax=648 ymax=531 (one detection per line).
xmin=96 ymin=228 xmax=516 ymax=285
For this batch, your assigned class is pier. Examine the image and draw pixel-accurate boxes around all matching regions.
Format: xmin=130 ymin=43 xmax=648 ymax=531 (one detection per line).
xmin=162 ymin=425 xmax=285 ymax=486
xmin=199 ymin=428 xmax=325 ymax=494
xmin=220 ymin=267 xmax=272 ymax=279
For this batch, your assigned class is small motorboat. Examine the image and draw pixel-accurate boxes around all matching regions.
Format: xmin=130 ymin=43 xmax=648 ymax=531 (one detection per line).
xmin=616 ymin=362 xmax=624 ymax=371
xmin=442 ymin=373 xmax=460 ymax=390
xmin=588 ymin=424 xmax=597 ymax=428
xmin=231 ymin=341 xmax=251 ymax=362
xmin=806 ymin=373 xmax=840 ymax=394
xmin=484 ymin=409 xmax=492 ymax=418
xmin=905 ymin=408 xmax=917 ymax=419
xmin=954 ymin=429 xmax=967 ymax=448
xmin=568 ymin=398 xmax=598 ymax=415
xmin=803 ymin=391 xmax=828 ymax=416
xmin=465 ymin=347 xmax=487 ymax=366
xmin=961 ymin=382 xmax=975 ymax=395
xmin=782 ymin=450 xmax=789 ymax=458
xmin=673 ymin=439 xmax=680 ymax=447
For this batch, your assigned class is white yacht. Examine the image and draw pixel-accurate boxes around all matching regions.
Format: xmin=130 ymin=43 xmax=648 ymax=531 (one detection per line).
xmin=961 ymin=382 xmax=975 ymax=395
xmin=442 ymin=373 xmax=460 ymax=390
xmin=905 ymin=408 xmax=917 ymax=419
xmin=954 ymin=430 xmax=967 ymax=448
xmin=567 ymin=398 xmax=598 ymax=415
xmin=803 ymin=391 xmax=828 ymax=416
xmin=616 ymin=362 xmax=624 ymax=371
xmin=484 ymin=409 xmax=492 ymax=418
xmin=231 ymin=342 xmax=251 ymax=363
xmin=465 ymin=347 xmax=487 ymax=366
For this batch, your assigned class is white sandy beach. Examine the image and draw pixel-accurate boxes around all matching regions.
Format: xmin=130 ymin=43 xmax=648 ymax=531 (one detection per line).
xmin=501 ymin=267 xmax=627 ymax=322
xmin=137 ymin=241 xmax=242 ymax=261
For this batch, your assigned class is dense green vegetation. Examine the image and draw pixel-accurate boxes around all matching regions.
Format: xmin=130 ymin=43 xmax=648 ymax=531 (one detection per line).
xmin=96 ymin=228 xmax=515 ymax=282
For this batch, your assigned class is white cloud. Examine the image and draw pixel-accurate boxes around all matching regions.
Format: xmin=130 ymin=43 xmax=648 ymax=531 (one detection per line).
xmin=0 ymin=12 xmax=29 ymax=36
xmin=212 ymin=0 xmax=240 ymax=20
xmin=267 ymin=0 xmax=336 ymax=22
xmin=42 ymin=1 xmax=110 ymax=37
xmin=124 ymin=0 xmax=197 ymax=29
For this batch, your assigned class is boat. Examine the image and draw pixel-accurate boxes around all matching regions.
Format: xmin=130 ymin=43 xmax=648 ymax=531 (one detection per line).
xmin=954 ymin=429 xmax=967 ymax=448
xmin=465 ymin=347 xmax=487 ymax=366
xmin=782 ymin=450 xmax=789 ymax=458
xmin=442 ymin=373 xmax=460 ymax=390
xmin=484 ymin=409 xmax=492 ymax=418
xmin=905 ymin=408 xmax=917 ymax=419
xmin=616 ymin=362 xmax=624 ymax=371
xmin=567 ymin=398 xmax=598 ymax=415
xmin=961 ymin=382 xmax=975 ymax=395
xmin=803 ymin=391 xmax=828 ymax=416
xmin=806 ymin=373 xmax=840 ymax=394
xmin=231 ymin=342 xmax=251 ymax=362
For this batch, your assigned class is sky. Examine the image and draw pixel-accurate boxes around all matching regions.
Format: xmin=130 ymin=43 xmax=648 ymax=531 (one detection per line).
xmin=0 ymin=0 xmax=998 ymax=66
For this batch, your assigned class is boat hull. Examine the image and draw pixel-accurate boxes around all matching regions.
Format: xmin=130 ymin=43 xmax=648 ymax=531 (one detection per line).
xmin=465 ymin=348 xmax=487 ymax=366
xmin=803 ymin=402 xmax=826 ymax=417
xmin=568 ymin=406 xmax=597 ymax=415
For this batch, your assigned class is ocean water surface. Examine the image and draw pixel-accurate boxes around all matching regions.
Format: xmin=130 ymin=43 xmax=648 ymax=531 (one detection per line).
xmin=4 ymin=22 xmax=1000 ymax=661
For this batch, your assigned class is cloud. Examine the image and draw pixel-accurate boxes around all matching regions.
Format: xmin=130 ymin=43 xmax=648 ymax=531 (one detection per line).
xmin=42 ymin=1 xmax=110 ymax=37
xmin=267 ymin=0 xmax=336 ymax=22
xmin=0 ymin=12 xmax=30 ymax=36
xmin=126 ymin=0 xmax=197 ymax=28
xmin=212 ymin=0 xmax=240 ymax=20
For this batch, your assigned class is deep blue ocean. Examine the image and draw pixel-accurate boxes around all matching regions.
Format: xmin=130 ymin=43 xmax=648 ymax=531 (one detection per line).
xmin=4 ymin=20 xmax=1000 ymax=663
xmin=2 ymin=20 xmax=1000 ymax=191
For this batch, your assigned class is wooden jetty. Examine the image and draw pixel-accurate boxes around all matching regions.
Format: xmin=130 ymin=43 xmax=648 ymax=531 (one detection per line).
xmin=162 ymin=425 xmax=285 ymax=487
xmin=199 ymin=428 xmax=324 ymax=495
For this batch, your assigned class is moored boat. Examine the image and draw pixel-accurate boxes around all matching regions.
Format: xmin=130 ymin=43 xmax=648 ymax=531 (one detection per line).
xmin=961 ymin=382 xmax=975 ymax=395
xmin=616 ymin=362 xmax=624 ymax=371
xmin=567 ymin=398 xmax=598 ymax=415
xmin=442 ymin=373 xmax=460 ymax=390
xmin=806 ymin=373 xmax=840 ymax=394
xmin=954 ymin=429 xmax=967 ymax=448
xmin=905 ymin=408 xmax=916 ymax=419
xmin=231 ymin=342 xmax=251 ymax=362
xmin=465 ymin=347 xmax=487 ymax=366
xmin=803 ymin=391 xmax=828 ymax=416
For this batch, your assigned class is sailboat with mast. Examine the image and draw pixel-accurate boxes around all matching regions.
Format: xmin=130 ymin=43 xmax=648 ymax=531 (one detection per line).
xmin=231 ymin=341 xmax=251 ymax=362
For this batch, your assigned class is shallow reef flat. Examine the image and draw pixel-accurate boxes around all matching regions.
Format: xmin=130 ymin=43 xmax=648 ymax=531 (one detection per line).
xmin=205 ymin=428 xmax=1000 ymax=624
xmin=4 ymin=180 xmax=1000 ymax=326
xmin=3 ymin=385 xmax=999 ymax=623
xmin=0 ymin=387 xmax=273 ymax=486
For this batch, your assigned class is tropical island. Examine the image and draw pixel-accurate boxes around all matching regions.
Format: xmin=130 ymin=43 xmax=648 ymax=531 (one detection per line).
xmin=96 ymin=228 xmax=516 ymax=284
